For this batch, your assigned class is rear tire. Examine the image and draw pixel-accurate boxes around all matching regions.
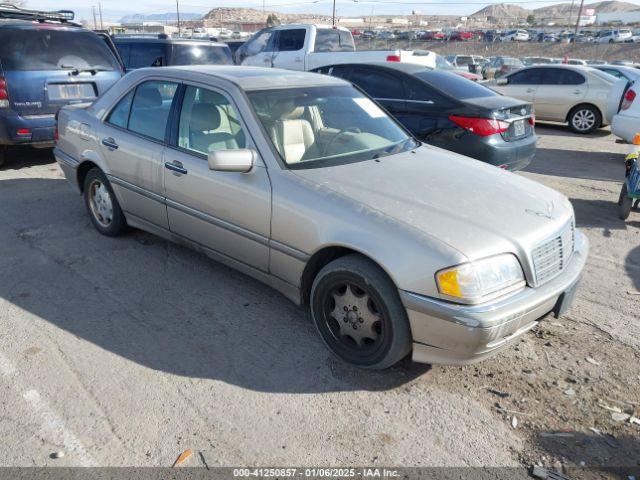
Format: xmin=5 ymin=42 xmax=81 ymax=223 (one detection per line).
xmin=619 ymin=184 xmax=632 ymax=220
xmin=310 ymin=254 xmax=412 ymax=369
xmin=568 ymin=105 xmax=601 ymax=134
xmin=83 ymin=168 xmax=127 ymax=236
xmin=0 ymin=146 xmax=6 ymax=168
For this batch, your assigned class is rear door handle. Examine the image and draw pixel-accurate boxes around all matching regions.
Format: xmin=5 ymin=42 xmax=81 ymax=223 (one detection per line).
xmin=526 ymin=88 xmax=535 ymax=93
xmin=165 ymin=160 xmax=187 ymax=175
xmin=101 ymin=137 xmax=118 ymax=150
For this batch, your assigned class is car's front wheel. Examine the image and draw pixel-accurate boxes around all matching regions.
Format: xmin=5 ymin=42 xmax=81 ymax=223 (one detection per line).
xmin=310 ymin=254 xmax=412 ymax=369
xmin=83 ymin=168 xmax=127 ymax=236
xmin=568 ymin=105 xmax=601 ymax=134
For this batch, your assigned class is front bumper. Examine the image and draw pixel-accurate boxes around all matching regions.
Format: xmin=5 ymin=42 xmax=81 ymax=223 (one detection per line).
xmin=0 ymin=110 xmax=56 ymax=146
xmin=401 ymin=230 xmax=589 ymax=365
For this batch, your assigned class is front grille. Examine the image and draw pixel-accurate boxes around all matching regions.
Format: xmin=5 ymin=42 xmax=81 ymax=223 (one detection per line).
xmin=532 ymin=221 xmax=575 ymax=287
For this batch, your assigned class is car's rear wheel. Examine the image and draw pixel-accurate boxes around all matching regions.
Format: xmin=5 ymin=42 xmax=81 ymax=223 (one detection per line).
xmin=83 ymin=168 xmax=127 ymax=236
xmin=310 ymin=254 xmax=412 ymax=369
xmin=569 ymin=105 xmax=601 ymax=134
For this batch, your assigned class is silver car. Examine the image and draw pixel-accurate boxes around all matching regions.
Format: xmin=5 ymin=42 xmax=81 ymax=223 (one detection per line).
xmin=54 ymin=66 xmax=588 ymax=369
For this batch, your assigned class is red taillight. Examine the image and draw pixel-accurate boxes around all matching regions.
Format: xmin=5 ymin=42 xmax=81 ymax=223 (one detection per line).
xmin=528 ymin=115 xmax=535 ymax=126
xmin=386 ymin=55 xmax=401 ymax=62
xmin=622 ymin=89 xmax=636 ymax=110
xmin=0 ymin=89 xmax=7 ymax=100
xmin=0 ymin=79 xmax=5 ymax=89
xmin=0 ymin=76 xmax=8 ymax=108
xmin=16 ymin=128 xmax=30 ymax=136
xmin=449 ymin=115 xmax=509 ymax=136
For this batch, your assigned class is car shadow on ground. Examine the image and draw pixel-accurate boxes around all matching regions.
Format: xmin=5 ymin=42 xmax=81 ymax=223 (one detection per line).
xmin=626 ymin=244 xmax=640 ymax=291
xmin=526 ymin=148 xmax=622 ymax=183
xmin=0 ymin=146 xmax=55 ymax=170
xmin=534 ymin=124 xmax=613 ymax=140
xmin=532 ymin=431 xmax=640 ymax=475
xmin=0 ymin=176 xmax=431 ymax=394
xmin=569 ymin=197 xmax=630 ymax=231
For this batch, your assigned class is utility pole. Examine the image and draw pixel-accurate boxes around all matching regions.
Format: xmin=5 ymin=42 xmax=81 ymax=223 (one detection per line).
xmin=332 ymin=0 xmax=336 ymax=26
xmin=92 ymin=5 xmax=97 ymax=29
xmin=98 ymin=2 xmax=103 ymax=30
xmin=573 ymin=0 xmax=585 ymax=39
xmin=176 ymin=0 xmax=181 ymax=37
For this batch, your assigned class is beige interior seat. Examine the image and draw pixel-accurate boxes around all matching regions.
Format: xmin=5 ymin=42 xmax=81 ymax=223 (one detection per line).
xmin=271 ymin=101 xmax=316 ymax=163
xmin=189 ymin=103 xmax=239 ymax=153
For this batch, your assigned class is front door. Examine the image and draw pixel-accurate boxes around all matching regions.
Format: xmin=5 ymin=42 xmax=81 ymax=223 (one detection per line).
xmin=498 ymin=68 xmax=541 ymax=104
xmin=163 ymin=84 xmax=272 ymax=271
xmin=97 ymin=79 xmax=179 ymax=229
xmin=271 ymin=29 xmax=307 ymax=70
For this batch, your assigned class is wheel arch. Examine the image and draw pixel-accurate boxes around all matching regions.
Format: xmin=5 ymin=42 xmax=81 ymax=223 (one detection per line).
xmin=566 ymin=102 xmax=603 ymax=127
xmin=76 ymin=160 xmax=100 ymax=193
xmin=299 ymin=245 xmax=397 ymax=307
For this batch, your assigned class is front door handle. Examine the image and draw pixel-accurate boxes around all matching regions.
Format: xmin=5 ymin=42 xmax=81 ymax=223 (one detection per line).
xmin=165 ymin=161 xmax=187 ymax=175
xmin=573 ymin=90 xmax=583 ymax=94
xmin=101 ymin=137 xmax=118 ymax=150
xmin=526 ymin=88 xmax=535 ymax=93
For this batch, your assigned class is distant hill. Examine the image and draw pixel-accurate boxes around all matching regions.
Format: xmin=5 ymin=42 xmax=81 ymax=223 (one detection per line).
xmin=470 ymin=0 xmax=640 ymax=19
xmin=119 ymin=12 xmax=202 ymax=24
xmin=202 ymin=7 xmax=331 ymax=24
xmin=471 ymin=3 xmax=532 ymax=18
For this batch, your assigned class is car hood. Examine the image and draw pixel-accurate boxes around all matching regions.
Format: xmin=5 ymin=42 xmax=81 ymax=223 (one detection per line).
xmin=291 ymin=145 xmax=573 ymax=261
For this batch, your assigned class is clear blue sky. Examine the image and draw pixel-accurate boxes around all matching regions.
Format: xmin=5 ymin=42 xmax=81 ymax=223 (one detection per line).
xmin=26 ymin=0 xmax=640 ymax=23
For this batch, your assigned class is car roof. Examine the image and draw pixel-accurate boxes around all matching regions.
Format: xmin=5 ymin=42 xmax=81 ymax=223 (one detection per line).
xmin=113 ymin=36 xmax=226 ymax=46
xmin=149 ymin=65 xmax=348 ymax=90
xmin=0 ymin=19 xmax=83 ymax=29
xmin=321 ymin=62 xmax=431 ymax=75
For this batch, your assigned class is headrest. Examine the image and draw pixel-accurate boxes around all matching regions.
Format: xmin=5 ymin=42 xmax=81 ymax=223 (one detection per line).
xmin=189 ymin=103 xmax=221 ymax=132
xmin=135 ymin=86 xmax=162 ymax=108
xmin=271 ymin=99 xmax=304 ymax=120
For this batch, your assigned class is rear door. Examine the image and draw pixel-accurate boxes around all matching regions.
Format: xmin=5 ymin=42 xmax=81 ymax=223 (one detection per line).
xmin=0 ymin=27 xmax=122 ymax=117
xmin=397 ymin=76 xmax=455 ymax=141
xmin=535 ymin=68 xmax=587 ymax=121
xmin=96 ymin=79 xmax=179 ymax=229
xmin=271 ymin=28 xmax=307 ymax=70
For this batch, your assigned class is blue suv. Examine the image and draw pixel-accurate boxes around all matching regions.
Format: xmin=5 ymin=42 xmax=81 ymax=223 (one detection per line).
xmin=0 ymin=5 xmax=124 ymax=166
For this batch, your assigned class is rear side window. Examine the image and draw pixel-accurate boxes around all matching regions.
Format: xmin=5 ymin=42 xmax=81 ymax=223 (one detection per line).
xmin=540 ymin=68 xmax=585 ymax=85
xmin=171 ymin=44 xmax=233 ymax=65
xmin=508 ymin=69 xmax=542 ymax=85
xmin=106 ymin=90 xmax=134 ymax=128
xmin=404 ymin=78 xmax=451 ymax=107
xmin=348 ymin=68 xmax=404 ymax=99
xmin=0 ymin=29 xmax=120 ymax=71
xmin=276 ymin=29 xmax=305 ymax=51
xmin=128 ymin=43 xmax=167 ymax=68
xmin=127 ymin=81 xmax=178 ymax=141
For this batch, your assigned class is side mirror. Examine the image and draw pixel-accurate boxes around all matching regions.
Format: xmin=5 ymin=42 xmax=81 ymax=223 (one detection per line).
xmin=208 ymin=149 xmax=255 ymax=173
xmin=496 ymin=77 xmax=508 ymax=85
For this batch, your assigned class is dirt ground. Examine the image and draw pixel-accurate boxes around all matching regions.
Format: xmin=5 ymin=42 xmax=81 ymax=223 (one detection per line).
xmin=0 ymin=123 xmax=638 ymax=477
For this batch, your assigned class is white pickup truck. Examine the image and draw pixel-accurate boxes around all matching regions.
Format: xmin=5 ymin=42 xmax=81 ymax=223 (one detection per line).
xmin=234 ymin=24 xmax=436 ymax=71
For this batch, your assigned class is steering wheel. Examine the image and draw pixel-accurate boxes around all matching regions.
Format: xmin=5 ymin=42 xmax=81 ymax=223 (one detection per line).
xmin=322 ymin=127 xmax=361 ymax=156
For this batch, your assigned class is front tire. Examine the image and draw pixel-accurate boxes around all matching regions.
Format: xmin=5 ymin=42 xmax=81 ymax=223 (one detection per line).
xmin=568 ymin=105 xmax=601 ymax=134
xmin=83 ymin=168 xmax=127 ymax=236
xmin=310 ymin=254 xmax=412 ymax=369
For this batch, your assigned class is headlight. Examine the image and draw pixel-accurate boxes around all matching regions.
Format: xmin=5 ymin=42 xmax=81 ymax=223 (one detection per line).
xmin=436 ymin=254 xmax=525 ymax=303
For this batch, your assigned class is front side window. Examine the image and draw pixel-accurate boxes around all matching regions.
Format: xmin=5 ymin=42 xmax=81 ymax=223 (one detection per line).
xmin=245 ymin=30 xmax=274 ymax=55
xmin=276 ymin=29 xmax=306 ymax=52
xmin=127 ymin=80 xmax=178 ymax=141
xmin=177 ymin=86 xmax=246 ymax=155
xmin=248 ymin=86 xmax=417 ymax=168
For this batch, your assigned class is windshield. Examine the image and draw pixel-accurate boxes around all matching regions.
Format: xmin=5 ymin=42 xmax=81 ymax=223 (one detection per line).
xmin=248 ymin=86 xmax=417 ymax=168
xmin=171 ymin=43 xmax=233 ymax=65
xmin=0 ymin=28 xmax=120 ymax=71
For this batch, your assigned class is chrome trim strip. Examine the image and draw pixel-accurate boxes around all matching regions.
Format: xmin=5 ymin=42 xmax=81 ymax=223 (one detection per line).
xmin=269 ymin=239 xmax=309 ymax=262
xmin=53 ymin=148 xmax=80 ymax=168
xmin=107 ymin=175 xmax=165 ymax=204
xmin=165 ymin=198 xmax=270 ymax=247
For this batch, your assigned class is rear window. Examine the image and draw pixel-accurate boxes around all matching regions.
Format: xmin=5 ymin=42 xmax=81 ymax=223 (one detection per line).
xmin=0 ymin=28 xmax=120 ymax=72
xmin=415 ymin=70 xmax=498 ymax=99
xmin=171 ymin=43 xmax=233 ymax=65
xmin=314 ymin=29 xmax=354 ymax=52
xmin=503 ymin=58 xmax=524 ymax=67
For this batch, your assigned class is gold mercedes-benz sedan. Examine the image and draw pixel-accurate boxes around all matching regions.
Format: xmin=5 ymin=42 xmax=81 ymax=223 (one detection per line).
xmin=54 ymin=66 xmax=588 ymax=369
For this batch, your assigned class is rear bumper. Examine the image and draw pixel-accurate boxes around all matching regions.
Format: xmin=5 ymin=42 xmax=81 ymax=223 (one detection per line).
xmin=0 ymin=110 xmax=55 ymax=146
xmin=444 ymin=131 xmax=537 ymax=171
xmin=611 ymin=113 xmax=637 ymax=144
xmin=401 ymin=230 xmax=588 ymax=365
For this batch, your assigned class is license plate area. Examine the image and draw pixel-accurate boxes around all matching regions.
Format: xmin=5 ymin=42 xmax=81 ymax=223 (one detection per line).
xmin=513 ymin=119 xmax=525 ymax=137
xmin=47 ymin=83 xmax=96 ymax=101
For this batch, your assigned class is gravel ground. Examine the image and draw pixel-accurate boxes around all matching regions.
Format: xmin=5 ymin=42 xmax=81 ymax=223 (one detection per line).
xmin=0 ymin=124 xmax=638 ymax=475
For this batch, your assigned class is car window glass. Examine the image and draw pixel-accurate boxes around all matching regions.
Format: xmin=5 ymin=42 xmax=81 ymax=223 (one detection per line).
xmin=171 ymin=44 xmax=233 ymax=65
xmin=541 ymin=68 xmax=584 ymax=85
xmin=508 ymin=69 xmax=542 ymax=85
xmin=314 ymin=29 xmax=340 ymax=52
xmin=178 ymin=86 xmax=247 ymax=155
xmin=246 ymin=30 xmax=274 ymax=55
xmin=338 ymin=30 xmax=355 ymax=50
xmin=128 ymin=43 xmax=167 ymax=68
xmin=276 ymin=29 xmax=305 ymax=51
xmin=349 ymin=69 xmax=403 ymax=99
xmin=128 ymin=81 xmax=178 ymax=141
xmin=106 ymin=90 xmax=134 ymax=128
xmin=561 ymin=70 xmax=585 ymax=85
xmin=405 ymin=78 xmax=449 ymax=106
